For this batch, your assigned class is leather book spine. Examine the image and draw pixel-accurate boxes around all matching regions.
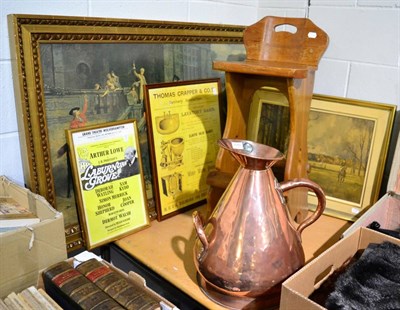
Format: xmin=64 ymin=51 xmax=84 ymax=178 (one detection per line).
xmin=42 ymin=261 xmax=123 ymax=310
xmin=76 ymin=258 xmax=160 ymax=310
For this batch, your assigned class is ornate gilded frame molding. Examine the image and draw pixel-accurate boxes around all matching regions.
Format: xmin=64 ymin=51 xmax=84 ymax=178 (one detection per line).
xmin=8 ymin=14 xmax=244 ymax=251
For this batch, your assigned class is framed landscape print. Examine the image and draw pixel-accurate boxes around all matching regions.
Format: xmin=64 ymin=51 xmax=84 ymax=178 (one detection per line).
xmin=66 ymin=120 xmax=149 ymax=250
xmin=248 ymin=88 xmax=396 ymax=221
xmin=8 ymin=14 xmax=245 ymax=251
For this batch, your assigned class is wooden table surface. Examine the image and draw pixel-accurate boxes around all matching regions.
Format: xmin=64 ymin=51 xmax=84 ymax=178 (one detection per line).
xmin=114 ymin=206 xmax=351 ymax=309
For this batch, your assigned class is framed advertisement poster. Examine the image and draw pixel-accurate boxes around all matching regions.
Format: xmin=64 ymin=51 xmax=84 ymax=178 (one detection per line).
xmin=145 ymin=79 xmax=222 ymax=220
xmin=66 ymin=119 xmax=150 ymax=249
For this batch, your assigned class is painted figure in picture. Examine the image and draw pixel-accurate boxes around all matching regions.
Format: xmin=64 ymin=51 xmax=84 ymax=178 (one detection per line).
xmin=127 ymin=86 xmax=139 ymax=105
xmin=132 ymin=63 xmax=147 ymax=104
xmin=119 ymin=146 xmax=140 ymax=178
xmin=101 ymin=73 xmax=117 ymax=97
xmin=172 ymin=74 xmax=180 ymax=82
xmin=111 ymin=71 xmax=121 ymax=89
xmin=57 ymin=95 xmax=89 ymax=197
xmin=338 ymin=161 xmax=347 ymax=183
xmin=69 ymin=94 xmax=89 ymax=129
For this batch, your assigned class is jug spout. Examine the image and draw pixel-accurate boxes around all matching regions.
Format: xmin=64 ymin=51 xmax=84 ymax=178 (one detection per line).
xmin=218 ymin=139 xmax=284 ymax=170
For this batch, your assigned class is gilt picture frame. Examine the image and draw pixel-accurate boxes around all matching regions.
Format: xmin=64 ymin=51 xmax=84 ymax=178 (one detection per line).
xmin=145 ymin=78 xmax=222 ymax=221
xmin=66 ymin=119 xmax=150 ymax=250
xmin=8 ymin=14 xmax=245 ymax=251
xmin=248 ymin=88 xmax=396 ymax=221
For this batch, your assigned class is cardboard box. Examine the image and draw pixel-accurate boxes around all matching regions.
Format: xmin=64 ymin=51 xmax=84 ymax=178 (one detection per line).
xmin=36 ymin=253 xmax=178 ymax=310
xmin=343 ymin=132 xmax=400 ymax=237
xmin=0 ymin=176 xmax=67 ymax=299
xmin=280 ymin=227 xmax=400 ymax=310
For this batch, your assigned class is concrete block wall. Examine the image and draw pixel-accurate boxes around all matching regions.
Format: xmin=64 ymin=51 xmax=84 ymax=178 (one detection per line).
xmin=1 ymin=0 xmax=399 ymax=186
xmin=310 ymin=4 xmax=399 ymax=103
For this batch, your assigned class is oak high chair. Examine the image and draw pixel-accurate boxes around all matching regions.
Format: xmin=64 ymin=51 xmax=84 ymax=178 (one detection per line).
xmin=207 ymin=16 xmax=329 ymax=222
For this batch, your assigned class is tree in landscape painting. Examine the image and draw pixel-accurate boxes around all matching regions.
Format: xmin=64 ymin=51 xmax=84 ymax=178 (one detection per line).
xmin=344 ymin=118 xmax=374 ymax=178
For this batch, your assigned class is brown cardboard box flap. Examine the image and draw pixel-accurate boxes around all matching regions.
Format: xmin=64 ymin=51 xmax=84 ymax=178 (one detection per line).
xmin=0 ymin=176 xmax=67 ymax=298
xmin=280 ymin=227 xmax=400 ymax=310
xmin=343 ymin=193 xmax=400 ymax=236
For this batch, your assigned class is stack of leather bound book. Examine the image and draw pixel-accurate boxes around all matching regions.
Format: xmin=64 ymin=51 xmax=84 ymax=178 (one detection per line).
xmin=42 ymin=258 xmax=163 ymax=310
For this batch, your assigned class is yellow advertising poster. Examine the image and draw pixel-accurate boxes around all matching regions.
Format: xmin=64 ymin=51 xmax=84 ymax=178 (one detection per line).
xmin=66 ymin=120 xmax=149 ymax=249
xmin=146 ymin=79 xmax=221 ymax=220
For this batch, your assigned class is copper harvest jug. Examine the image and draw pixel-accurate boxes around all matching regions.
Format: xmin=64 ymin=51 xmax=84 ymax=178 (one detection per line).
xmin=193 ymin=139 xmax=326 ymax=307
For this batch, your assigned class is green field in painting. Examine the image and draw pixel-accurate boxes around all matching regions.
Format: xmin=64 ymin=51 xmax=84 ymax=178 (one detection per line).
xmin=308 ymin=162 xmax=364 ymax=203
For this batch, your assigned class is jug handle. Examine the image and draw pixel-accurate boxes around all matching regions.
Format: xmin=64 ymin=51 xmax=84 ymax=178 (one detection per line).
xmin=279 ymin=178 xmax=326 ymax=235
xmin=192 ymin=211 xmax=209 ymax=251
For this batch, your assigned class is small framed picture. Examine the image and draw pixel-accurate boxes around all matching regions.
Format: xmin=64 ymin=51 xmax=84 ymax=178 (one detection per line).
xmin=66 ymin=119 xmax=150 ymax=249
xmin=145 ymin=78 xmax=222 ymax=221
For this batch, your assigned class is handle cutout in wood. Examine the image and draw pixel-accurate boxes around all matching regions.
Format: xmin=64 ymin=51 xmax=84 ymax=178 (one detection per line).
xmin=274 ymin=24 xmax=297 ymax=34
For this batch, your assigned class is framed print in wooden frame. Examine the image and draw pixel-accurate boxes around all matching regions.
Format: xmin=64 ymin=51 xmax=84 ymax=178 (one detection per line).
xmin=8 ymin=14 xmax=245 ymax=251
xmin=248 ymin=88 xmax=396 ymax=221
xmin=145 ymin=79 xmax=222 ymax=220
xmin=66 ymin=119 xmax=149 ymax=250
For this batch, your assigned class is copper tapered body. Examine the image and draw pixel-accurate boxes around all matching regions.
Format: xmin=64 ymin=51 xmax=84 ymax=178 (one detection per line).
xmin=193 ymin=139 xmax=326 ymax=301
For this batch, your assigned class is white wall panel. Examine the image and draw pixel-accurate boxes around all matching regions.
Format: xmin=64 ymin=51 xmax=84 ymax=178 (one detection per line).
xmin=0 ymin=62 xmax=18 ymax=134
xmin=189 ymin=1 xmax=257 ymax=25
xmin=311 ymin=0 xmax=356 ymax=6
xmin=257 ymin=8 xmax=307 ymax=18
xmin=314 ymin=59 xmax=350 ymax=97
xmin=348 ymin=63 xmax=399 ymax=105
xmin=210 ymin=0 xmax=257 ymax=6
xmin=358 ymin=0 xmax=400 ymax=7
xmin=310 ymin=7 xmax=399 ymax=66
xmin=0 ymin=133 xmax=24 ymax=185
xmin=89 ymin=1 xmax=189 ymax=21
xmin=258 ymin=0 xmax=308 ymax=8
